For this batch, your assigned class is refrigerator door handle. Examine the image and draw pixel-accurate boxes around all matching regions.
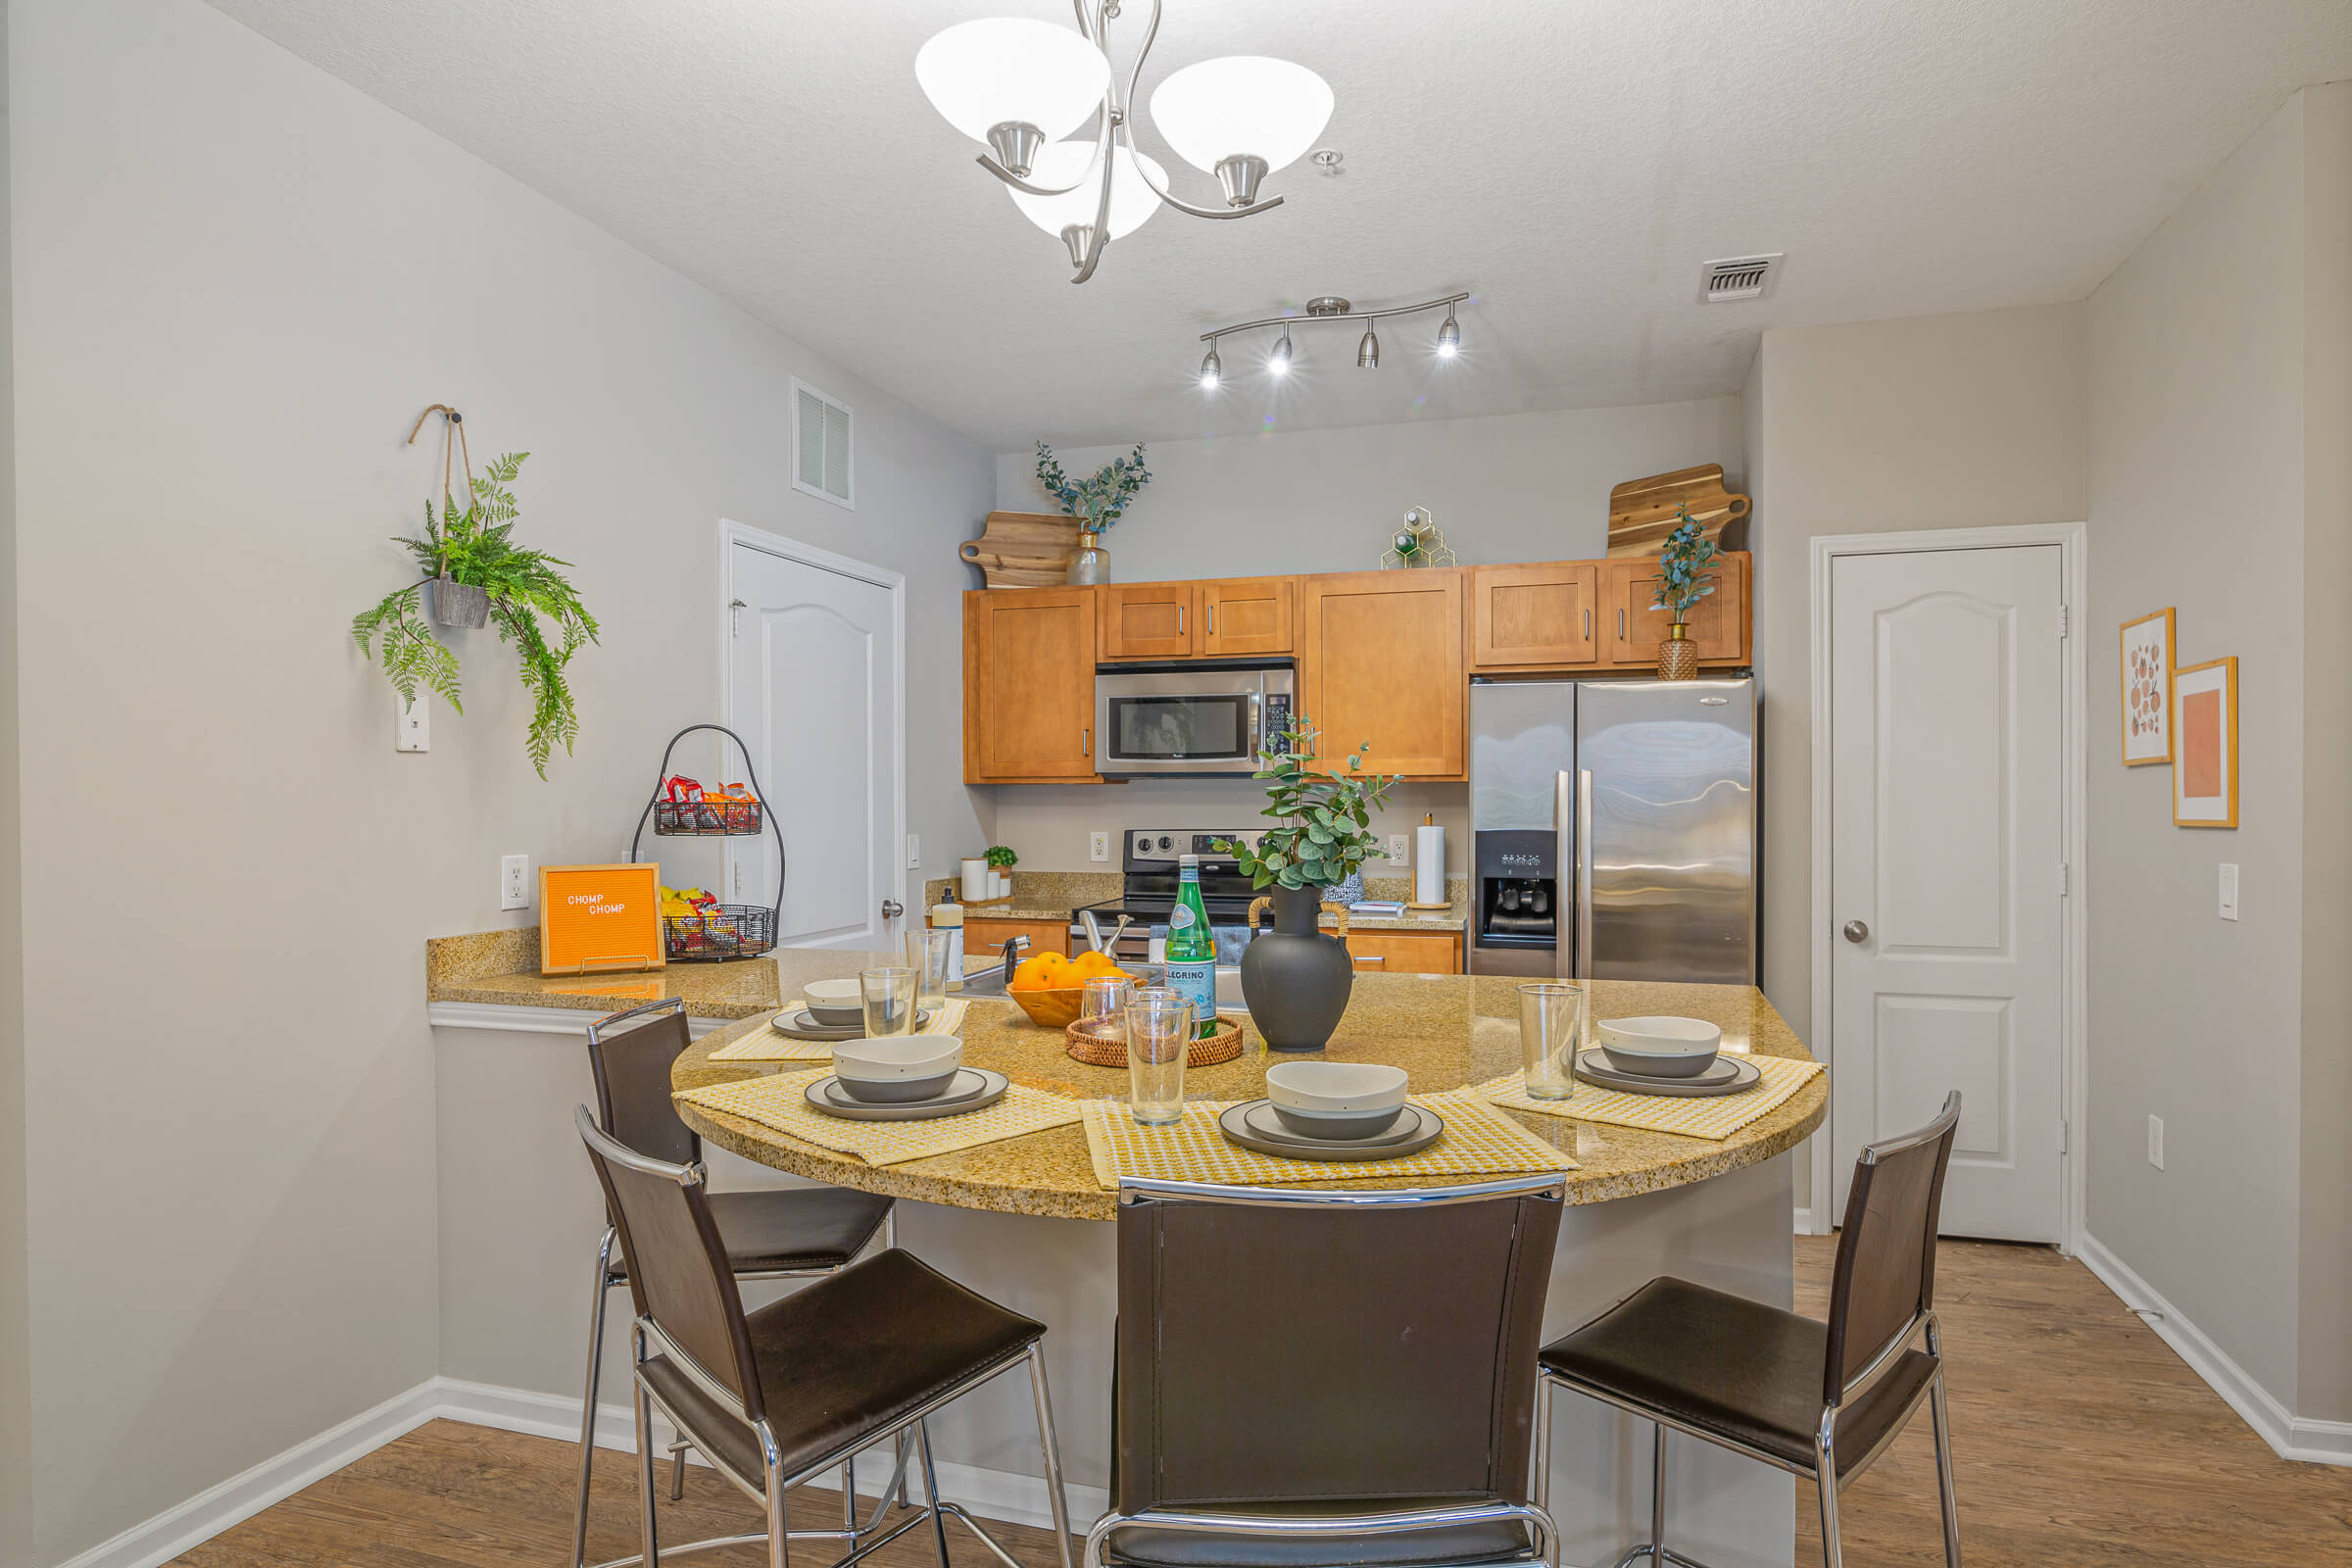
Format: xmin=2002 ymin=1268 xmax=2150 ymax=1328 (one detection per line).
xmin=1575 ymin=769 xmax=1595 ymax=979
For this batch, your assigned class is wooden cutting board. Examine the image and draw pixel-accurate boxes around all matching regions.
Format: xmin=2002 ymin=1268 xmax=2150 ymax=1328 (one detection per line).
xmin=959 ymin=512 xmax=1081 ymax=587
xmin=1607 ymin=465 xmax=1751 ymax=557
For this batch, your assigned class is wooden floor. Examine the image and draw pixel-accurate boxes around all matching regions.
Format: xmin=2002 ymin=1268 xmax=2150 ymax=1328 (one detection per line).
xmin=172 ymin=1237 xmax=2350 ymax=1568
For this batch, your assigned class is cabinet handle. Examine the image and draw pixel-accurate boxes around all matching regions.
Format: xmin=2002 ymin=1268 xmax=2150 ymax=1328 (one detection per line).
xmin=1617 ymin=608 xmax=1626 ymax=639
xmin=1356 ymin=955 xmax=1386 ymax=965
xmin=1082 ymin=727 xmax=1090 ymax=759
xmin=1206 ymin=604 xmax=1215 ymax=634
xmin=1583 ymin=608 xmax=1592 ymax=638
xmin=1178 ymin=606 xmax=1185 ymax=634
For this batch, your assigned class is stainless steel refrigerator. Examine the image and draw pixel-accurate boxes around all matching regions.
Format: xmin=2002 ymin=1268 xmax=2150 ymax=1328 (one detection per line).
xmin=1468 ymin=678 xmax=1756 ymax=983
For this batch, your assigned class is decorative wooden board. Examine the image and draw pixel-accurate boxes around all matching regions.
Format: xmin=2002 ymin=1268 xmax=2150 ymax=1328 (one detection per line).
xmin=959 ymin=511 xmax=1081 ymax=587
xmin=1607 ymin=465 xmax=1751 ymax=558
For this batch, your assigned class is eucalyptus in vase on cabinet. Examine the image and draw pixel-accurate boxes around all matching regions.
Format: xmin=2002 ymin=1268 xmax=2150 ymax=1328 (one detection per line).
xmin=1033 ymin=441 xmax=1151 ymax=585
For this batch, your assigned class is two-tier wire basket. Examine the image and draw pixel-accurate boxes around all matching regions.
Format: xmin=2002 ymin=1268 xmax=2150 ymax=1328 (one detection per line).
xmin=627 ymin=723 xmax=785 ymax=962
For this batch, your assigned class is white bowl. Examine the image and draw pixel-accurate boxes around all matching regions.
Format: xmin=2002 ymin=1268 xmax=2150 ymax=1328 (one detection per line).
xmin=1594 ymin=1016 xmax=1722 ymax=1078
xmin=804 ymin=979 xmax=862 ymax=1011
xmin=831 ymin=1037 xmax=963 ymax=1102
xmin=1265 ymin=1061 xmax=1409 ymax=1116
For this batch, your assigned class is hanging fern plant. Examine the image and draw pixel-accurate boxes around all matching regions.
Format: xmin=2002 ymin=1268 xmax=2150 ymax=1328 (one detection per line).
xmin=353 ymin=414 xmax=598 ymax=777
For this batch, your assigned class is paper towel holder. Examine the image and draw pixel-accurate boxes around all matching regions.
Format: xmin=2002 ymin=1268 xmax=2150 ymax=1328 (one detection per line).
xmin=1406 ymin=812 xmax=1453 ymax=911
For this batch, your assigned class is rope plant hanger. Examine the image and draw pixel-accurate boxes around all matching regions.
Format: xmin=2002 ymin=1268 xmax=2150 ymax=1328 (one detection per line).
xmin=351 ymin=403 xmax=601 ymax=777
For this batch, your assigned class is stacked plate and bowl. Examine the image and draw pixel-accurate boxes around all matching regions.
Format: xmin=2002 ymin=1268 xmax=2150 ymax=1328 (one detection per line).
xmin=1576 ymin=1016 xmax=1758 ymax=1097
xmin=806 ymin=1036 xmax=1009 ymax=1121
xmin=1216 ymin=1061 xmax=1444 ymax=1160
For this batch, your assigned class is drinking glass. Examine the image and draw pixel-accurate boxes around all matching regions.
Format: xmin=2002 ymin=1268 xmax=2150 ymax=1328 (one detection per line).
xmin=905 ymin=928 xmax=955 ymax=1009
xmin=1080 ymin=973 xmax=1135 ymax=1034
xmin=1123 ymin=987 xmax=1195 ymax=1126
xmin=1518 ymin=982 xmax=1586 ymax=1100
xmin=859 ymin=967 xmax=917 ymax=1038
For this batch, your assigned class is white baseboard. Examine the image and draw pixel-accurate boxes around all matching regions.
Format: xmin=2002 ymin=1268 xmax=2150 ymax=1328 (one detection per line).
xmin=1792 ymin=1203 xmax=1824 ymax=1236
xmin=2078 ymin=1232 xmax=2352 ymax=1466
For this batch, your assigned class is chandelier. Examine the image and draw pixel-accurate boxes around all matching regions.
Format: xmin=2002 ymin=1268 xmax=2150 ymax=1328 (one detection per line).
xmin=1195 ymin=293 xmax=1469 ymax=387
xmin=914 ymin=5 xmax=1335 ymax=283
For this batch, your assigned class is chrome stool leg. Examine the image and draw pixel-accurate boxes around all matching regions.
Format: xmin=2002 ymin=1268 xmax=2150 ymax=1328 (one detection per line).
xmin=633 ymin=1331 xmax=662 ymax=1568
xmin=1027 ymin=1344 xmax=1076 ymax=1568
xmin=915 ymin=1419 xmax=953 ymax=1568
xmin=1648 ymin=1422 xmax=1667 ymax=1563
xmin=1926 ymin=1318 xmax=1962 ymax=1566
xmin=574 ymin=1228 xmax=617 ymax=1568
xmin=668 ymin=1437 xmax=691 ymax=1500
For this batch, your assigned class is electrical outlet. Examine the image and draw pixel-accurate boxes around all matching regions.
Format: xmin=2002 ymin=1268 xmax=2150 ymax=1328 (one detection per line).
xmin=2218 ymin=863 xmax=2239 ymax=921
xmin=2147 ymin=1114 xmax=2165 ymax=1170
xmin=1089 ymin=831 xmax=1111 ymax=863
xmin=906 ymin=834 xmax=921 ymax=870
xmin=500 ymin=855 xmax=529 ymax=910
xmin=1386 ymin=834 xmax=1411 ymax=864
xmin=396 ymin=697 xmax=429 ymax=753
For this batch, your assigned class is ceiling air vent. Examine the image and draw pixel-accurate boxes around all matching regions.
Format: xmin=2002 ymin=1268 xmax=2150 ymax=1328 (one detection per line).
xmin=1700 ymin=254 xmax=1783 ymax=303
xmin=793 ymin=379 xmax=854 ymax=510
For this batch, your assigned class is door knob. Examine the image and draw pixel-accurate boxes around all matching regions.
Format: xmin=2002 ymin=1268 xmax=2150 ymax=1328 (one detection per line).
xmin=1842 ymin=919 xmax=1869 ymax=944
xmin=881 ymin=899 xmax=904 ymax=920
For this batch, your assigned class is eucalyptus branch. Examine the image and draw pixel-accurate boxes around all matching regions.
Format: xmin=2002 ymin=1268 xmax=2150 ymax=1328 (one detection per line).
xmin=1214 ymin=715 xmax=1399 ymax=892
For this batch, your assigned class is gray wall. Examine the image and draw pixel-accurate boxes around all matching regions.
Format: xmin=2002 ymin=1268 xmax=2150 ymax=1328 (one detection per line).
xmin=9 ymin=0 xmax=990 ymax=1560
xmin=982 ymin=397 xmax=1747 ymax=873
xmin=0 ymin=10 xmax=29 ymax=1564
xmin=1743 ymin=304 xmax=2090 ymax=1215
xmin=2086 ymin=83 xmax=2350 ymax=1420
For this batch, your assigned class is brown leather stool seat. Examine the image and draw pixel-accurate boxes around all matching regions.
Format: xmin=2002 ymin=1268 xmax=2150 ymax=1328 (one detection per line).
xmin=1538 ymin=1277 xmax=1936 ymax=1480
xmin=1103 ymin=1499 xmax=1540 ymax=1568
xmin=609 ymin=1186 xmax=893 ymax=1282
xmin=638 ymin=1248 xmax=1044 ymax=1488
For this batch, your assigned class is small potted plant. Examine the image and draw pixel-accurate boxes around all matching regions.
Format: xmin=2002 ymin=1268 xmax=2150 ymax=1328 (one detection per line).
xmin=1217 ymin=716 xmax=1399 ymax=1051
xmin=1034 ymin=441 xmax=1151 ymax=585
xmin=985 ymin=844 xmax=1017 ymax=900
xmin=1649 ymin=505 xmax=1720 ymax=680
xmin=352 ymin=448 xmax=599 ymax=777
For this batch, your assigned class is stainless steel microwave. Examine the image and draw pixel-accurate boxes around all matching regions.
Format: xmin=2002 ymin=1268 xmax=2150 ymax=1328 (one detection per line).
xmin=1093 ymin=661 xmax=1294 ymax=775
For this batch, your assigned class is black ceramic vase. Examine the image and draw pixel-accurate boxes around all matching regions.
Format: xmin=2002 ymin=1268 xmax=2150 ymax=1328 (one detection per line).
xmin=1240 ymin=885 xmax=1355 ymax=1052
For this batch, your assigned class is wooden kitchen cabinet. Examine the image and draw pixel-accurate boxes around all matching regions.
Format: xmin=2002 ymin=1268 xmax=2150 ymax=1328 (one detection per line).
xmin=1098 ymin=582 xmax=1195 ymax=661
xmin=962 ymin=915 xmax=1069 ymax=962
xmin=1197 ymin=576 xmax=1295 ymax=657
xmin=963 ymin=588 xmax=1101 ymax=782
xmin=1297 ymin=568 xmax=1466 ymax=778
xmin=1603 ymin=551 xmax=1750 ymax=667
xmin=1468 ymin=562 xmax=1601 ymax=669
xmin=1343 ymin=930 xmax=1463 ymax=974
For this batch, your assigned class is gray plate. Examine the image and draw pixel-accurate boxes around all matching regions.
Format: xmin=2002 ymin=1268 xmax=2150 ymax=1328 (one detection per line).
xmin=805 ymin=1068 xmax=1007 ymax=1121
xmin=1573 ymin=1050 xmax=1760 ymax=1099
xmin=1218 ymin=1101 xmax=1445 ymax=1162
xmin=770 ymin=1006 xmax=933 ymax=1042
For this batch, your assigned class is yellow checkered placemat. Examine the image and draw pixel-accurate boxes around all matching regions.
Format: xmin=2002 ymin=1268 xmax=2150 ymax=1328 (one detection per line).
xmin=675 ymin=1064 xmax=1077 ymax=1165
xmin=1079 ymin=1094 xmax=1577 ymax=1190
xmin=1477 ymin=1056 xmax=1823 ymax=1141
xmin=710 ymin=999 xmax=971 ymax=1063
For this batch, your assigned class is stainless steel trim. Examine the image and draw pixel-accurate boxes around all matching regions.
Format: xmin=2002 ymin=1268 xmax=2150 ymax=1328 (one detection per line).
xmin=1086 ymin=1501 xmax=1554 ymax=1568
xmin=1552 ymin=770 xmax=1573 ymax=980
xmin=1574 ymin=769 xmax=1594 ymax=980
xmin=1859 ymin=1090 xmax=1962 ymax=1164
xmin=576 ymin=1103 xmax=705 ymax=1185
xmin=586 ymin=995 xmax=687 ymax=1046
xmin=1116 ymin=1173 xmax=1567 ymax=1208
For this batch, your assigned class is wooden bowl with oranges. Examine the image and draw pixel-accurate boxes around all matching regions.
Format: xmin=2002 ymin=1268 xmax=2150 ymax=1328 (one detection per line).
xmin=1005 ymin=949 xmax=1135 ymax=1029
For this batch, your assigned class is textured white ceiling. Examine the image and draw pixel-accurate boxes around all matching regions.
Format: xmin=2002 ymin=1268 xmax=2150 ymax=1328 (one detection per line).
xmin=204 ymin=0 xmax=2352 ymax=450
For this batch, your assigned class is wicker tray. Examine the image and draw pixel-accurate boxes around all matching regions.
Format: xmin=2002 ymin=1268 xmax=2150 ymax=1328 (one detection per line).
xmin=1065 ymin=1015 xmax=1244 ymax=1068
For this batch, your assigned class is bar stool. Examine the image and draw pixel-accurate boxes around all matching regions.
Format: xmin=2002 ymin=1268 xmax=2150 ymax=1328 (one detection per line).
xmin=1087 ymin=1174 xmax=1567 ymax=1568
xmin=574 ymin=999 xmax=899 ymax=1568
xmin=576 ymin=1103 xmax=1075 ymax=1568
xmin=1533 ymin=1091 xmax=1965 ymax=1568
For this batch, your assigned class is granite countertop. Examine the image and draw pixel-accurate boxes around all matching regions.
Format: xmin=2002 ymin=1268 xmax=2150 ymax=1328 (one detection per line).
xmin=671 ymin=966 xmax=1824 ymax=1222
xmin=426 ymin=928 xmax=978 ymax=1019
xmin=937 ymin=872 xmax=1471 ymax=935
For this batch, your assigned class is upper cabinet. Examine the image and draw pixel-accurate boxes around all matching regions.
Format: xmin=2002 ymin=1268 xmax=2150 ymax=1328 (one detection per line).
xmin=1100 ymin=576 xmax=1295 ymax=660
xmin=1298 ymin=568 xmax=1466 ymax=779
xmin=1468 ymin=563 xmax=1600 ymax=669
xmin=1198 ymin=576 xmax=1294 ymax=657
xmin=963 ymin=588 xmax=1100 ymax=782
xmin=1603 ymin=552 xmax=1749 ymax=667
xmin=1098 ymin=582 xmax=1194 ymax=661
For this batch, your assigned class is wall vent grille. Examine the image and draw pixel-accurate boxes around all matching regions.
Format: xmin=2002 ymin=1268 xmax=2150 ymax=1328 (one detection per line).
xmin=1700 ymin=254 xmax=1783 ymax=302
xmin=793 ymin=379 xmax=854 ymax=509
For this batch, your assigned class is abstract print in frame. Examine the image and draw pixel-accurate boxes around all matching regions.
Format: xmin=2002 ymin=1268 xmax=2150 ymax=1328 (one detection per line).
xmin=2119 ymin=608 xmax=2175 ymax=764
xmin=2173 ymin=656 xmax=2238 ymax=828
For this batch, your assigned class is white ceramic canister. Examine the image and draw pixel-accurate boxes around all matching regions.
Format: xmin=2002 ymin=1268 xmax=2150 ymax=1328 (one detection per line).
xmin=961 ymin=858 xmax=989 ymax=901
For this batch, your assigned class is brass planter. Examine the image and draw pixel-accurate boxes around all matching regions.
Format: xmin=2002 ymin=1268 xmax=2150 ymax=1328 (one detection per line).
xmin=1657 ymin=622 xmax=1698 ymax=680
xmin=1065 ymin=531 xmax=1109 ymax=585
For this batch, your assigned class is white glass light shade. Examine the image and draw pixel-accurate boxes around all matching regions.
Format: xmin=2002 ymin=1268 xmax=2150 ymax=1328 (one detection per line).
xmin=915 ymin=19 xmax=1110 ymax=145
xmin=1009 ymin=140 xmax=1165 ymax=240
xmin=1148 ymin=56 xmax=1335 ymax=175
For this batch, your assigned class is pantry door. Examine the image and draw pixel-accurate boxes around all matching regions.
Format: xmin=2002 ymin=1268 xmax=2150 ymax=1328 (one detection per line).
xmin=724 ymin=526 xmax=906 ymax=952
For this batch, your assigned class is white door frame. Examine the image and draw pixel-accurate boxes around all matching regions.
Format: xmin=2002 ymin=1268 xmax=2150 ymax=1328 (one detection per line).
xmin=1807 ymin=521 xmax=2088 ymax=1252
xmin=718 ymin=518 xmax=909 ymax=928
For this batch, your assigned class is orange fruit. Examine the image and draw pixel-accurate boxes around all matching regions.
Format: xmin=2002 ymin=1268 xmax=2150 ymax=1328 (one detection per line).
xmin=1010 ymin=955 xmax=1060 ymax=991
xmin=1070 ymin=949 xmax=1117 ymax=975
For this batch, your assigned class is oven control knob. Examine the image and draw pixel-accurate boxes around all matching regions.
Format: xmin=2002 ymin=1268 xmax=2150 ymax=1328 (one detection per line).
xmin=1156 ymin=835 xmax=1173 ymax=852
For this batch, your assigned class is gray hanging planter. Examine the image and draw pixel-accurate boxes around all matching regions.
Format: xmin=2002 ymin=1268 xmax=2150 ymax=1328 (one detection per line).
xmin=428 ymin=577 xmax=489 ymax=628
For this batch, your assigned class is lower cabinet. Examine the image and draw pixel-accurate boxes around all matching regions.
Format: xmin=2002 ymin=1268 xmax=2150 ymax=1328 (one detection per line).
xmin=1341 ymin=930 xmax=1463 ymax=974
xmin=961 ymin=916 xmax=1069 ymax=963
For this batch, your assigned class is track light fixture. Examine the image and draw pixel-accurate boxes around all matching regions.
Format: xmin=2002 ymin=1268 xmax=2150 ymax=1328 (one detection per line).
xmin=1194 ymin=291 xmax=1470 ymax=389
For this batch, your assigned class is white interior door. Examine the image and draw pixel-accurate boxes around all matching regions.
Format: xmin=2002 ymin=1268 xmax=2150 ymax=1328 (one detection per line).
xmin=726 ymin=534 xmax=903 ymax=952
xmin=1830 ymin=544 xmax=2065 ymax=1241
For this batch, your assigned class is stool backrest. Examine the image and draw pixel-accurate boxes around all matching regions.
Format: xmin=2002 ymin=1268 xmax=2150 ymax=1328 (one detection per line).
xmin=574 ymin=1103 xmax=764 ymax=1424
xmin=1823 ymin=1090 xmax=1962 ymax=1406
xmin=585 ymin=999 xmax=699 ymax=1167
xmin=1113 ymin=1175 xmax=1564 ymax=1514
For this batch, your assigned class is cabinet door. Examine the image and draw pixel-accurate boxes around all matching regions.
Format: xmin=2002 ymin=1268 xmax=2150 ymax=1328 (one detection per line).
xmin=1199 ymin=577 xmax=1295 ymax=657
xmin=1468 ymin=563 xmax=1599 ymax=668
xmin=1099 ymin=582 xmax=1196 ymax=661
xmin=1297 ymin=569 xmax=1466 ymax=778
xmin=1604 ymin=552 xmax=1748 ymax=666
xmin=964 ymin=589 xmax=1100 ymax=781
xmin=962 ymin=916 xmax=1070 ymax=961
xmin=1344 ymin=931 xmax=1462 ymax=974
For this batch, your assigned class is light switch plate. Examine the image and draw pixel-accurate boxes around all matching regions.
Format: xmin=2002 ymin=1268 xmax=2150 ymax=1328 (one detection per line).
xmin=2218 ymin=863 xmax=2239 ymax=921
xmin=1089 ymin=831 xmax=1110 ymax=862
xmin=500 ymin=855 xmax=529 ymax=910
xmin=906 ymin=834 xmax=921 ymax=870
xmin=396 ymin=697 xmax=429 ymax=753
xmin=1386 ymin=834 xmax=1411 ymax=864
xmin=2147 ymin=1114 xmax=2165 ymax=1170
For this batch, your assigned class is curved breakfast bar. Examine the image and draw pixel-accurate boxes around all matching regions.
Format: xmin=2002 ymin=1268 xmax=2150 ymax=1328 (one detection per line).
xmin=665 ymin=968 xmax=1824 ymax=1568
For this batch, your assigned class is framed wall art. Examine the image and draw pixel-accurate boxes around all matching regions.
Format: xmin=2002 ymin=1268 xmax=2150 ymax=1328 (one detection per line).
xmin=2172 ymin=656 xmax=2237 ymax=828
xmin=2120 ymin=607 xmax=2175 ymax=764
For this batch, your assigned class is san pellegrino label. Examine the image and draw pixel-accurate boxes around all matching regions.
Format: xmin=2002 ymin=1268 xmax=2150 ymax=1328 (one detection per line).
xmin=1163 ymin=855 xmax=1218 ymax=1038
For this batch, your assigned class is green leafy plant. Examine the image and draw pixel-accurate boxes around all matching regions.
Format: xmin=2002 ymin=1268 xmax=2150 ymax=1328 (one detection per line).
xmin=1216 ymin=714 xmax=1400 ymax=891
xmin=1649 ymin=505 xmax=1720 ymax=625
xmin=1034 ymin=441 xmax=1152 ymax=535
xmin=984 ymin=845 xmax=1018 ymax=869
xmin=352 ymin=451 xmax=600 ymax=777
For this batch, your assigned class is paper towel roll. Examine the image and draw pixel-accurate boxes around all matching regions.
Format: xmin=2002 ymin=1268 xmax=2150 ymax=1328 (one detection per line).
xmin=1414 ymin=825 xmax=1446 ymax=906
xmin=961 ymin=858 xmax=990 ymax=901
